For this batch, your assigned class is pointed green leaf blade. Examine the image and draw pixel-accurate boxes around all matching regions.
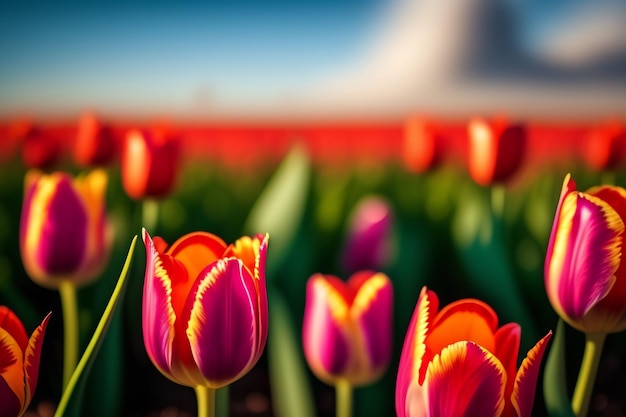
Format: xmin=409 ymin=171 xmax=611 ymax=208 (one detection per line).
xmin=543 ymin=319 xmax=575 ymax=417
xmin=267 ymin=288 xmax=315 ymax=417
xmin=243 ymin=143 xmax=310 ymax=278
xmin=54 ymin=235 xmax=137 ymax=417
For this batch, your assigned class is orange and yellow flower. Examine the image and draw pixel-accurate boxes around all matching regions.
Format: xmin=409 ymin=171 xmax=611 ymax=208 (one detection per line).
xmin=0 ymin=307 xmax=50 ymax=417
xmin=396 ymin=287 xmax=551 ymax=417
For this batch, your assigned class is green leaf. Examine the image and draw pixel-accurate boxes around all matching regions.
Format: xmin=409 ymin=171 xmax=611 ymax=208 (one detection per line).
xmin=54 ymin=235 xmax=137 ymax=417
xmin=267 ymin=287 xmax=315 ymax=417
xmin=543 ymin=319 xmax=575 ymax=417
xmin=243 ymin=143 xmax=310 ymax=278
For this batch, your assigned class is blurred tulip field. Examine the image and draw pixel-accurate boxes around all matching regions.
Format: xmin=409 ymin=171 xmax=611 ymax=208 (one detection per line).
xmin=1 ymin=117 xmax=626 ymax=417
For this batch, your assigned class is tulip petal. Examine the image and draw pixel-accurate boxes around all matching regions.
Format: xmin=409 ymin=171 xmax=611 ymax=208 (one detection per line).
xmin=396 ymin=287 xmax=438 ymax=417
xmin=167 ymin=232 xmax=227 ymax=283
xmin=142 ymin=229 xmax=176 ymax=379
xmin=353 ymin=272 xmax=393 ymax=373
xmin=417 ymin=341 xmax=506 ymax=417
xmin=545 ymin=174 xmax=576 ymax=280
xmin=22 ymin=312 xmax=51 ymax=412
xmin=512 ymin=331 xmax=553 ymax=417
xmin=493 ymin=323 xmax=522 ymax=394
xmin=186 ymin=258 xmax=259 ymax=387
xmin=0 ymin=377 xmax=21 ymax=417
xmin=548 ymin=192 xmax=623 ymax=322
xmin=302 ymin=275 xmax=352 ymax=384
xmin=427 ymin=298 xmax=498 ymax=360
xmin=0 ymin=328 xmax=25 ymax=413
xmin=0 ymin=307 xmax=29 ymax=353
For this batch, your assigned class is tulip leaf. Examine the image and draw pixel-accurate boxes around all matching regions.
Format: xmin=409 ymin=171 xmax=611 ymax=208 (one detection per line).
xmin=243 ymin=143 xmax=310 ymax=278
xmin=543 ymin=320 xmax=575 ymax=417
xmin=54 ymin=236 xmax=137 ymax=417
xmin=267 ymin=287 xmax=315 ymax=417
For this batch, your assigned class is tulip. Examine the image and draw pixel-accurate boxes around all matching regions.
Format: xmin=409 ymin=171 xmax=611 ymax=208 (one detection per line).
xmin=20 ymin=170 xmax=110 ymax=289
xmin=20 ymin=169 xmax=111 ymax=387
xmin=18 ymin=123 xmax=61 ymax=170
xmin=303 ymin=271 xmax=392 ymax=417
xmin=581 ymin=120 xmax=626 ymax=173
xmin=0 ymin=307 xmax=50 ymax=417
xmin=73 ymin=112 xmax=118 ymax=167
xmin=341 ymin=196 xmax=393 ymax=274
xmin=403 ymin=116 xmax=442 ymax=174
xmin=396 ymin=287 xmax=551 ymax=417
xmin=544 ymin=174 xmax=626 ymax=417
xmin=467 ymin=117 xmax=526 ymax=186
xmin=142 ymin=229 xmax=268 ymax=392
xmin=121 ymin=128 xmax=181 ymax=200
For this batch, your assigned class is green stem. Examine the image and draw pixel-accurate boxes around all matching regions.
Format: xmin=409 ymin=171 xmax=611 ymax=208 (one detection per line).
xmin=336 ymin=379 xmax=353 ymax=417
xmin=195 ymin=385 xmax=216 ymax=417
xmin=59 ymin=280 xmax=79 ymax=389
xmin=490 ymin=184 xmax=506 ymax=220
xmin=571 ymin=332 xmax=607 ymax=417
xmin=142 ymin=199 xmax=159 ymax=233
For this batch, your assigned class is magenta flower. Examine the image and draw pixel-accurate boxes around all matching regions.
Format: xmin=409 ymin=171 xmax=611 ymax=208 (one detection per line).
xmin=341 ymin=196 xmax=393 ymax=274
xmin=20 ymin=170 xmax=111 ymax=289
xmin=142 ymin=229 xmax=268 ymax=389
xmin=0 ymin=307 xmax=50 ymax=417
xmin=302 ymin=271 xmax=393 ymax=386
xmin=545 ymin=174 xmax=626 ymax=333
xmin=396 ymin=287 xmax=552 ymax=417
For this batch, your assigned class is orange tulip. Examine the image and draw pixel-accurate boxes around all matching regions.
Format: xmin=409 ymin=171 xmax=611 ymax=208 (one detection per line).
xmin=0 ymin=307 xmax=50 ymax=417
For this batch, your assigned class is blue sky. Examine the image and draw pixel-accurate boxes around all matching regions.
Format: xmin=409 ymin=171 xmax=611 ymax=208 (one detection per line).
xmin=1 ymin=0 xmax=624 ymax=120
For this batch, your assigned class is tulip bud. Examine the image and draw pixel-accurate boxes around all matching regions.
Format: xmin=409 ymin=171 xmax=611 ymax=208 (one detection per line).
xmin=74 ymin=112 xmax=118 ymax=167
xmin=403 ymin=116 xmax=442 ymax=174
xmin=467 ymin=117 xmax=526 ymax=186
xmin=121 ymin=128 xmax=181 ymax=200
xmin=142 ymin=229 xmax=268 ymax=389
xmin=20 ymin=170 xmax=111 ymax=289
xmin=302 ymin=271 xmax=393 ymax=387
xmin=341 ymin=196 xmax=393 ymax=274
xmin=581 ymin=120 xmax=626 ymax=172
xmin=545 ymin=174 xmax=626 ymax=333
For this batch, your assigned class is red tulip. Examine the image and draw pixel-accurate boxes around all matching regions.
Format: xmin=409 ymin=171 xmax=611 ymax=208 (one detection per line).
xmin=121 ymin=128 xmax=181 ymax=200
xmin=18 ymin=123 xmax=60 ymax=170
xmin=73 ymin=112 xmax=118 ymax=167
xmin=403 ymin=116 xmax=442 ymax=173
xmin=581 ymin=120 xmax=626 ymax=172
xmin=467 ymin=117 xmax=526 ymax=186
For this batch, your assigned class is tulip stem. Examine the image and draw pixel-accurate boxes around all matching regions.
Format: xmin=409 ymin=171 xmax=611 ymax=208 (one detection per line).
xmin=142 ymin=199 xmax=159 ymax=232
xmin=572 ymin=332 xmax=606 ymax=417
xmin=490 ymin=184 xmax=506 ymax=219
xmin=336 ymin=379 xmax=353 ymax=417
xmin=195 ymin=385 xmax=216 ymax=417
xmin=59 ymin=280 xmax=79 ymax=389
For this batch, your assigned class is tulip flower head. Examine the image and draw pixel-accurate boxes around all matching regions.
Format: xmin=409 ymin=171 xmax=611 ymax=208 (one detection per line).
xmin=73 ymin=112 xmax=118 ymax=167
xmin=467 ymin=117 xmax=526 ymax=186
xmin=581 ymin=120 xmax=626 ymax=172
xmin=403 ymin=116 xmax=442 ymax=174
xmin=121 ymin=128 xmax=181 ymax=200
xmin=0 ymin=307 xmax=50 ymax=417
xmin=20 ymin=170 xmax=111 ymax=289
xmin=142 ymin=229 xmax=268 ymax=389
xmin=396 ymin=287 xmax=551 ymax=417
xmin=18 ymin=123 xmax=61 ymax=170
xmin=341 ymin=196 xmax=393 ymax=274
xmin=545 ymin=174 xmax=626 ymax=333
xmin=302 ymin=271 xmax=393 ymax=387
